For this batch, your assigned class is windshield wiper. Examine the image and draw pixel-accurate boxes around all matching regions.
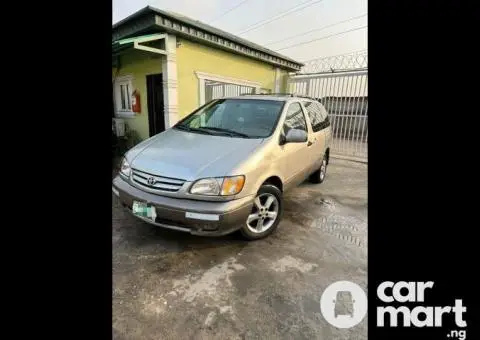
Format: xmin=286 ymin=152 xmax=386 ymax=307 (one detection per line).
xmin=175 ymin=124 xmax=191 ymax=131
xmin=198 ymin=127 xmax=250 ymax=138
xmin=175 ymin=125 xmax=214 ymax=134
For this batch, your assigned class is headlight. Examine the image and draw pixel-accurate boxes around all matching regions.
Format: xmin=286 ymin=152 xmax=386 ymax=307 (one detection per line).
xmin=120 ymin=157 xmax=131 ymax=177
xmin=190 ymin=176 xmax=245 ymax=196
xmin=189 ymin=178 xmax=222 ymax=195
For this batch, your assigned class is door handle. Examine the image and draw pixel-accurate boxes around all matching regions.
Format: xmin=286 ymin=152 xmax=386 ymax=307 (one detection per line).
xmin=307 ymin=140 xmax=313 ymax=146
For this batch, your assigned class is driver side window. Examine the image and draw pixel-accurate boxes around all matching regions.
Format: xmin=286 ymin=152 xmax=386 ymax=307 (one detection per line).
xmin=283 ymin=102 xmax=307 ymax=135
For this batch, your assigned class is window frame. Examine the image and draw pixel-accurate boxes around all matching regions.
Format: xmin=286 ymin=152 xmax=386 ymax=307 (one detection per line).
xmin=283 ymin=101 xmax=309 ymax=134
xmin=114 ymin=75 xmax=134 ymax=118
xmin=195 ymin=71 xmax=262 ymax=105
xmin=316 ymin=101 xmax=329 ymax=122
xmin=302 ymin=100 xmax=330 ymax=132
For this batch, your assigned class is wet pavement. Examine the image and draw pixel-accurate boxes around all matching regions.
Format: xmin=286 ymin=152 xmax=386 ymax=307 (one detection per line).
xmin=112 ymin=159 xmax=367 ymax=340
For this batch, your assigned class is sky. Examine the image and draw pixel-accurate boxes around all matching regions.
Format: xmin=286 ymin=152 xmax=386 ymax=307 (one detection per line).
xmin=112 ymin=0 xmax=367 ymax=62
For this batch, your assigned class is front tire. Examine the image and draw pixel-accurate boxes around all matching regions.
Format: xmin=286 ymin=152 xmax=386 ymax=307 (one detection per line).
xmin=309 ymin=154 xmax=328 ymax=184
xmin=240 ymin=184 xmax=283 ymax=240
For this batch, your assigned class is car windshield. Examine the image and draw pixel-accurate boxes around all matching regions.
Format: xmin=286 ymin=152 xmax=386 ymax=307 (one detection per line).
xmin=174 ymin=99 xmax=285 ymax=138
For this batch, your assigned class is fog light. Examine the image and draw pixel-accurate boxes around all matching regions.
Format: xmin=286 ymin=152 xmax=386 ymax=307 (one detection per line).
xmin=185 ymin=212 xmax=219 ymax=221
xmin=202 ymin=224 xmax=218 ymax=231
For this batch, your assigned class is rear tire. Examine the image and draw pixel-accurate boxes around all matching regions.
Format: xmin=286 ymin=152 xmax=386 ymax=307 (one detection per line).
xmin=309 ymin=154 xmax=328 ymax=184
xmin=240 ymin=184 xmax=283 ymax=240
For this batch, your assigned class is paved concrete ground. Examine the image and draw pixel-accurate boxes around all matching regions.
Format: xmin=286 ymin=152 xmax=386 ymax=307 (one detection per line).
xmin=113 ymin=159 xmax=367 ymax=340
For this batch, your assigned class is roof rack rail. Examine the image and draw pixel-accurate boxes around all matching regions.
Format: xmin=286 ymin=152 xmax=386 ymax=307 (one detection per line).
xmin=239 ymin=92 xmax=295 ymax=96
xmin=295 ymin=94 xmax=317 ymax=99
xmin=239 ymin=92 xmax=321 ymax=101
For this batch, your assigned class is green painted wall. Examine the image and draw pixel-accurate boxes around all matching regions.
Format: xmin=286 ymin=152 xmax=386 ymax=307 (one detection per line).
xmin=112 ymin=51 xmax=162 ymax=140
xmin=176 ymin=39 xmax=281 ymax=118
xmin=279 ymin=69 xmax=290 ymax=93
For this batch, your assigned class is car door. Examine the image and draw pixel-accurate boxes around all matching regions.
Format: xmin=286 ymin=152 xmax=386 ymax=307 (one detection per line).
xmin=302 ymin=100 xmax=330 ymax=170
xmin=279 ymin=102 xmax=312 ymax=187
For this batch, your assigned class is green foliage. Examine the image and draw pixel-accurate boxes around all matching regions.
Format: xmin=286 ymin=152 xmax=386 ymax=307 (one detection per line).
xmin=125 ymin=128 xmax=141 ymax=149
xmin=112 ymin=124 xmax=142 ymax=160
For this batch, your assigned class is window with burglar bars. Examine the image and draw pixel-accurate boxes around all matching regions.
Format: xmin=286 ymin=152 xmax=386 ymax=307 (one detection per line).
xmin=204 ymin=79 xmax=256 ymax=102
xmin=114 ymin=75 xmax=134 ymax=117
xmin=119 ymin=83 xmax=131 ymax=110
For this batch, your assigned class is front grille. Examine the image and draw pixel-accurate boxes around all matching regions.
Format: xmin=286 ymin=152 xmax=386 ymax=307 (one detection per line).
xmin=131 ymin=169 xmax=186 ymax=192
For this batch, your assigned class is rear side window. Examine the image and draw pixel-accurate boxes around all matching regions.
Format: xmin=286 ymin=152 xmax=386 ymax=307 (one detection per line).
xmin=303 ymin=101 xmax=329 ymax=132
xmin=284 ymin=102 xmax=307 ymax=134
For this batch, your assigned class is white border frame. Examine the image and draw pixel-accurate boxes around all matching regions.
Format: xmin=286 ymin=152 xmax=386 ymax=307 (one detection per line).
xmin=195 ymin=71 xmax=262 ymax=105
xmin=274 ymin=67 xmax=281 ymax=93
xmin=162 ymin=34 xmax=179 ymax=128
xmin=113 ymin=74 xmax=135 ymax=118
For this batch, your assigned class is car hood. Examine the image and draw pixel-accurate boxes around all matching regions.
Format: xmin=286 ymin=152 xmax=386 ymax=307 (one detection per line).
xmin=127 ymin=128 xmax=264 ymax=181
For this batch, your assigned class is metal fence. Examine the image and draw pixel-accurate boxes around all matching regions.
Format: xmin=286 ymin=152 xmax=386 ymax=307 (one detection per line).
xmin=205 ymin=79 xmax=256 ymax=102
xmin=288 ymin=52 xmax=368 ymax=161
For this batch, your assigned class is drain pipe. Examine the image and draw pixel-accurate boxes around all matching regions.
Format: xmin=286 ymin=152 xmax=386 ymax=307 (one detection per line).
xmin=112 ymin=56 xmax=121 ymax=85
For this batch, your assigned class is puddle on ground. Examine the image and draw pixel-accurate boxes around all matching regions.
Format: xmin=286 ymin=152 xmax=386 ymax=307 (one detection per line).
xmin=282 ymin=191 xmax=367 ymax=249
xmin=314 ymin=197 xmax=336 ymax=210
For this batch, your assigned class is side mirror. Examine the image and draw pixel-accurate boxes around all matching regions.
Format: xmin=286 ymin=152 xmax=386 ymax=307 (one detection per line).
xmin=281 ymin=128 xmax=308 ymax=144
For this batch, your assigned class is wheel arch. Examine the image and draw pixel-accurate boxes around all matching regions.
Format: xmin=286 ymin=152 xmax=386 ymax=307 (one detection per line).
xmin=261 ymin=175 xmax=283 ymax=192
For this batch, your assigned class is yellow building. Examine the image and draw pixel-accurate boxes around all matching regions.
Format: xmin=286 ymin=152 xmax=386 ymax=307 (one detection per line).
xmin=112 ymin=6 xmax=303 ymax=140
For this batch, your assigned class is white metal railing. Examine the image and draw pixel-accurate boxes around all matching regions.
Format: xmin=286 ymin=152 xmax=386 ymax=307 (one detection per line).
xmin=288 ymin=70 xmax=368 ymax=161
xmin=205 ymin=80 xmax=255 ymax=102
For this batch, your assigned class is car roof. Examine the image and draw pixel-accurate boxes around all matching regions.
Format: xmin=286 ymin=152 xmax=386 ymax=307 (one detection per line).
xmin=223 ymin=94 xmax=316 ymax=102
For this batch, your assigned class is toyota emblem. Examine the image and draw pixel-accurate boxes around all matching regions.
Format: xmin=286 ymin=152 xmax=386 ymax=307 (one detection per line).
xmin=147 ymin=177 xmax=155 ymax=186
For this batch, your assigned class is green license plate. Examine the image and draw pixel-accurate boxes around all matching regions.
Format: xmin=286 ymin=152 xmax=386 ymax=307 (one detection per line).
xmin=132 ymin=201 xmax=156 ymax=220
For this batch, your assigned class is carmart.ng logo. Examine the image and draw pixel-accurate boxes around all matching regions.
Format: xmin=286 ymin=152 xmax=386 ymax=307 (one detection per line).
xmin=320 ymin=280 xmax=468 ymax=339
xmin=377 ymin=281 xmax=467 ymax=339
xmin=320 ymin=280 xmax=368 ymax=329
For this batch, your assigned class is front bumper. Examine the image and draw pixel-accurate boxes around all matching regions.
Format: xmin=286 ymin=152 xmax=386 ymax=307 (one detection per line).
xmin=112 ymin=176 xmax=254 ymax=236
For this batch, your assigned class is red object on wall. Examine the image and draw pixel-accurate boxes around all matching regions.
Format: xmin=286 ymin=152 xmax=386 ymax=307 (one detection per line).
xmin=132 ymin=90 xmax=141 ymax=113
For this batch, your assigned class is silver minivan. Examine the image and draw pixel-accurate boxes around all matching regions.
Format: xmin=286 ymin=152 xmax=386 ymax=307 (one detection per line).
xmin=112 ymin=94 xmax=332 ymax=240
